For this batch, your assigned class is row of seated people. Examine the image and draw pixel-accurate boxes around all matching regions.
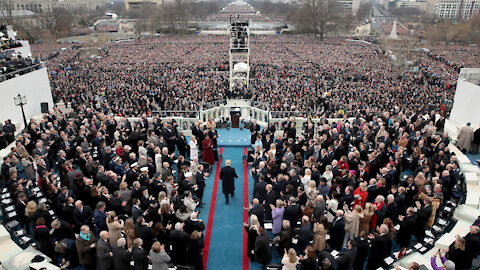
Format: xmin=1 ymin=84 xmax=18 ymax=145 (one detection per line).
xmin=0 ymin=54 xmax=41 ymax=81
xmin=243 ymin=111 xmax=480 ymax=269
xmin=1 ymin=38 xmax=21 ymax=51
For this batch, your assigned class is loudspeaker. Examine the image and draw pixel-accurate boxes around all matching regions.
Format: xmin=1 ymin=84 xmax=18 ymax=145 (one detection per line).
xmin=40 ymin=102 xmax=48 ymax=113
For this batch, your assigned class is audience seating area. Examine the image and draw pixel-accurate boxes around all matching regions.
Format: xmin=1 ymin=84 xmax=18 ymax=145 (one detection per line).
xmin=394 ymin=143 xmax=480 ymax=270
xmin=0 ymin=187 xmax=59 ymax=269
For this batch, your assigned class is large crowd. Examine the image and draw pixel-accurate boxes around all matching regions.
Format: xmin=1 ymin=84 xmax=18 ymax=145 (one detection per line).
xmin=31 ymin=35 xmax=480 ymax=119
xmin=0 ymin=33 xmax=473 ymax=270
xmin=3 ymin=96 xmax=480 ymax=270
xmin=5 ymin=107 xmax=222 ymax=270
xmin=244 ymin=111 xmax=480 ymax=269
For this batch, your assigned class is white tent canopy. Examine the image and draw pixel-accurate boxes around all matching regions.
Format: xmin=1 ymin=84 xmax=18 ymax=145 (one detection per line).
xmin=233 ymin=62 xmax=248 ymax=72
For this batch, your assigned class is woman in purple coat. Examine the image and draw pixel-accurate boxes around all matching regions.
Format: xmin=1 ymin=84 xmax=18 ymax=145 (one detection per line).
xmin=271 ymin=200 xmax=285 ymax=235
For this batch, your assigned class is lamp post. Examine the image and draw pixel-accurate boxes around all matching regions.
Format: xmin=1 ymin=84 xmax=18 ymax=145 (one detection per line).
xmin=14 ymin=94 xmax=27 ymax=129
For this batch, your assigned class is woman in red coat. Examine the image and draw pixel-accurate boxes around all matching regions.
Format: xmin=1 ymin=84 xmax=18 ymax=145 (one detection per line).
xmin=202 ymin=135 xmax=215 ymax=165
xmin=353 ymin=182 xmax=368 ymax=208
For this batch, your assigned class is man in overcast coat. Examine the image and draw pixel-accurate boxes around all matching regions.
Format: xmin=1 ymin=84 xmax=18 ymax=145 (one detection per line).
xmin=220 ymin=159 xmax=238 ymax=205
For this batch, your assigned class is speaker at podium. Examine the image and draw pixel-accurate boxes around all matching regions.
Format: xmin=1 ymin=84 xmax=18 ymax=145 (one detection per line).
xmin=230 ymin=107 xmax=241 ymax=128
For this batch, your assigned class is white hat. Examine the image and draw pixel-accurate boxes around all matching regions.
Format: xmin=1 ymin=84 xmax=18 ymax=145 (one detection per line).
xmin=130 ymin=162 xmax=138 ymax=168
xmin=140 ymin=167 xmax=148 ymax=172
xmin=113 ymin=156 xmax=120 ymax=162
xmin=185 ymin=172 xmax=193 ymax=178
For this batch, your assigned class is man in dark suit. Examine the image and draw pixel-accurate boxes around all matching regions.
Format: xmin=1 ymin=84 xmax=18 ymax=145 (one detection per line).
xmin=353 ymin=232 xmax=370 ymax=270
xmin=57 ymin=186 xmax=75 ymax=211
xmin=356 ymin=164 xmax=370 ymax=182
xmin=220 ymin=159 xmax=238 ymax=205
xmin=318 ymin=251 xmax=336 ymax=270
xmin=264 ymin=184 xmax=276 ymax=220
xmin=134 ymin=217 xmax=154 ymax=252
xmin=63 ymin=197 xmax=76 ymax=229
xmin=336 ymin=240 xmax=357 ymax=270
xmin=296 ymin=216 xmax=312 ymax=253
xmin=367 ymin=224 xmax=391 ymax=270
xmin=247 ymin=198 xmax=265 ymax=227
xmin=283 ymin=196 xmax=301 ymax=229
xmin=177 ymin=131 xmax=189 ymax=158
xmin=195 ymin=165 xmax=208 ymax=205
xmin=51 ymin=219 xmax=75 ymax=242
xmin=109 ymin=191 xmax=128 ymax=216
xmin=184 ymin=212 xmax=206 ymax=235
xmin=73 ymin=200 xmax=93 ymax=229
xmin=132 ymin=238 xmax=149 ymax=270
xmin=15 ymin=193 xmax=28 ymax=228
xmin=253 ymin=175 xmax=267 ymax=203
xmin=112 ymin=238 xmax=131 ymax=270
xmin=131 ymin=198 xmax=143 ymax=222
xmin=1 ymin=156 xmax=12 ymax=181
xmin=329 ymin=209 xmax=346 ymax=251
xmin=169 ymin=222 xmax=189 ymax=265
xmin=250 ymin=120 xmax=260 ymax=145
xmin=254 ymin=227 xmax=272 ymax=268
xmin=464 ymin=226 xmax=480 ymax=269
xmin=385 ymin=194 xmax=398 ymax=221
xmin=397 ymin=208 xmax=416 ymax=256
xmin=413 ymin=198 xmax=432 ymax=241
xmin=96 ymin=231 xmax=113 ymax=270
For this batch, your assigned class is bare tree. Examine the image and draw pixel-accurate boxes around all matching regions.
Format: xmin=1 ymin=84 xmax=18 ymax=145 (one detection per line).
xmin=0 ymin=0 xmax=15 ymax=25
xmin=469 ymin=14 xmax=480 ymax=43
xmin=356 ymin=3 xmax=372 ymax=20
xmin=425 ymin=21 xmax=470 ymax=43
xmin=38 ymin=8 xmax=74 ymax=39
xmin=156 ymin=0 xmax=189 ymax=33
xmin=249 ymin=0 xmax=297 ymax=19
xmin=292 ymin=0 xmax=344 ymax=40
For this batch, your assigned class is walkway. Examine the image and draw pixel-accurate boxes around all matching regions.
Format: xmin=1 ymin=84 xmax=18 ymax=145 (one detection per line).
xmin=200 ymin=128 xmax=282 ymax=270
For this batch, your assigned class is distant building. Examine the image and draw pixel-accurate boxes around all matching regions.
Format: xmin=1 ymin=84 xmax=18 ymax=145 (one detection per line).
xmin=431 ymin=0 xmax=479 ymax=19
xmin=124 ymin=0 xmax=164 ymax=11
xmin=0 ymin=0 xmax=109 ymax=14
xmin=395 ymin=0 xmax=428 ymax=11
xmin=337 ymin=0 xmax=364 ymax=14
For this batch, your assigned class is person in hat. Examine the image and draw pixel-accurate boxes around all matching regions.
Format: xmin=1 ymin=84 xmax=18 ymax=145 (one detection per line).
xmin=147 ymin=172 xmax=164 ymax=197
xmin=125 ymin=162 xmax=139 ymax=187
xmin=138 ymin=167 xmax=149 ymax=186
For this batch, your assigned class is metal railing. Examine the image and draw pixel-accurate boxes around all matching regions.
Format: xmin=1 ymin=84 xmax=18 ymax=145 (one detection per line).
xmin=151 ymin=110 xmax=199 ymax=118
xmin=201 ymin=99 xmax=227 ymax=110
xmin=269 ymin=110 xmax=326 ymax=119
xmin=0 ymin=63 xmax=44 ymax=82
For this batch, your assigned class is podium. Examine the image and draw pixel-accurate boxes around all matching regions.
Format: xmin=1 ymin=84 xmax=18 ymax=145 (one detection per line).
xmin=230 ymin=107 xmax=241 ymax=128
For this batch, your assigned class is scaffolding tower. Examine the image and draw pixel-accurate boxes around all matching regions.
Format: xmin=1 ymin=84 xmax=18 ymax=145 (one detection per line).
xmin=229 ymin=19 xmax=250 ymax=94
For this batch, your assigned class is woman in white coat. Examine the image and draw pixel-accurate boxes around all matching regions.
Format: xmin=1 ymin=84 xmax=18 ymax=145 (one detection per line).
xmin=189 ymin=135 xmax=198 ymax=160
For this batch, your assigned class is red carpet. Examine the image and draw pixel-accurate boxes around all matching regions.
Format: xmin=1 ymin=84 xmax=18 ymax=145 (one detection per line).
xmin=242 ymin=147 xmax=249 ymax=270
xmin=202 ymin=147 xmax=224 ymax=270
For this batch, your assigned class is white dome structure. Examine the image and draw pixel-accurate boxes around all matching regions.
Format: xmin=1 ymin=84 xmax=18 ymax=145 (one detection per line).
xmin=233 ymin=62 xmax=248 ymax=72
